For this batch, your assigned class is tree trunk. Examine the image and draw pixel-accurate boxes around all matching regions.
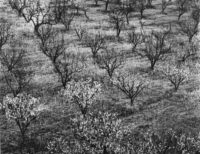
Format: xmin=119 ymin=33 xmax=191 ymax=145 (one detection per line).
xmin=150 ymin=61 xmax=156 ymax=70
xmin=105 ymin=0 xmax=109 ymax=11
xmin=103 ymin=146 xmax=109 ymax=154
xmin=189 ymin=36 xmax=193 ymax=43
xmin=130 ymin=98 xmax=134 ymax=106
xmin=146 ymin=0 xmax=153 ymax=8
xmin=95 ymin=0 xmax=98 ymax=5
xmin=126 ymin=14 xmax=129 ymax=24
xmin=116 ymin=25 xmax=121 ymax=39
xmin=140 ymin=9 xmax=144 ymax=19
xmin=107 ymin=69 xmax=113 ymax=78
xmin=34 ymin=25 xmax=40 ymax=37
xmin=83 ymin=10 xmax=89 ymax=21
xmin=76 ymin=7 xmax=79 ymax=15
xmin=20 ymin=130 xmax=26 ymax=154
xmin=178 ymin=13 xmax=182 ymax=21
xmin=61 ymin=77 xmax=67 ymax=88
xmin=174 ymin=83 xmax=180 ymax=92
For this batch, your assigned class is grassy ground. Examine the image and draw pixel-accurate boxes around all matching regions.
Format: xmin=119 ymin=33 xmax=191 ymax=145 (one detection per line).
xmin=1 ymin=0 xmax=200 ymax=134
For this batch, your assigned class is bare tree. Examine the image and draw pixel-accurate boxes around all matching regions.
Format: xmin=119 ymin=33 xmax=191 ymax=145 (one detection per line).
xmin=137 ymin=29 xmax=171 ymax=70
xmin=9 ymin=0 xmax=54 ymax=36
xmin=103 ymin=0 xmax=110 ymax=11
xmin=82 ymin=32 xmax=105 ymax=62
xmin=173 ymin=40 xmax=198 ymax=64
xmin=3 ymin=68 xmax=33 ymax=97
xmin=36 ymin=24 xmax=85 ymax=88
xmin=112 ymin=72 xmax=147 ymax=106
xmin=71 ymin=0 xmax=89 ymax=20
xmin=179 ymin=17 xmax=199 ymax=42
xmin=50 ymin=0 xmax=69 ymax=23
xmin=37 ymin=25 xmax=65 ymax=64
xmin=181 ymin=43 xmax=197 ymax=62
xmin=119 ymin=0 xmax=134 ymax=24
xmin=0 ymin=42 xmax=25 ymax=72
xmin=36 ymin=24 xmax=54 ymax=51
xmin=136 ymin=0 xmax=146 ymax=19
xmin=81 ymin=7 xmax=90 ymax=21
xmin=0 ymin=22 xmax=32 ymax=96
xmin=160 ymin=64 xmax=189 ymax=91
xmin=96 ymin=49 xmax=125 ymax=78
xmin=60 ymin=10 xmax=75 ymax=31
xmin=0 ymin=38 xmax=33 ymax=96
xmin=109 ymin=8 xmax=125 ymax=39
xmin=54 ymin=53 xmax=85 ymax=88
xmin=128 ymin=29 xmax=143 ymax=53
xmin=50 ymin=0 xmax=75 ymax=31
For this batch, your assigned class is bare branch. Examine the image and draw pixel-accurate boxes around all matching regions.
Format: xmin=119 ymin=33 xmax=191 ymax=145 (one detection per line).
xmin=74 ymin=25 xmax=86 ymax=41
xmin=159 ymin=64 xmax=190 ymax=91
xmin=82 ymin=32 xmax=106 ymax=62
xmin=9 ymin=0 xmax=55 ymax=35
xmin=109 ymin=8 xmax=125 ymax=39
xmin=136 ymin=0 xmax=146 ymax=19
xmin=179 ymin=17 xmax=199 ymax=42
xmin=0 ymin=38 xmax=33 ymax=96
xmin=54 ymin=52 xmax=85 ymax=88
xmin=96 ymin=48 xmax=125 ymax=78
xmin=176 ymin=0 xmax=189 ymax=20
xmin=0 ymin=21 xmax=12 ymax=51
xmin=161 ymin=0 xmax=170 ymax=14
xmin=127 ymin=29 xmax=143 ymax=53
xmin=112 ymin=72 xmax=147 ymax=106
xmin=137 ymin=29 xmax=171 ymax=70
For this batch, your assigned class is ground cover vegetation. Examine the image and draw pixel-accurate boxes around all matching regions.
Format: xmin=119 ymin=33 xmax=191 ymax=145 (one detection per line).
xmin=1 ymin=0 xmax=200 ymax=153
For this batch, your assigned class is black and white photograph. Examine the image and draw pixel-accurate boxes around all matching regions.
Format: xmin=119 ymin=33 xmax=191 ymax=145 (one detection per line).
xmin=1 ymin=0 xmax=200 ymax=153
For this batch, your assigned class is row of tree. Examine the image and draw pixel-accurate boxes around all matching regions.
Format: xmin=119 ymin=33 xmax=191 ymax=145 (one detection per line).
xmin=1 ymin=79 xmax=200 ymax=153
xmin=0 ymin=0 xmax=200 ymax=153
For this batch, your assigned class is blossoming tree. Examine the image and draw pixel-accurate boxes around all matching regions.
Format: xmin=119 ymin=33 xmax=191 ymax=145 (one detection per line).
xmin=61 ymin=78 xmax=101 ymax=116
xmin=48 ymin=111 xmax=129 ymax=154
xmin=160 ymin=64 xmax=190 ymax=91
xmin=0 ymin=93 xmax=40 ymax=153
